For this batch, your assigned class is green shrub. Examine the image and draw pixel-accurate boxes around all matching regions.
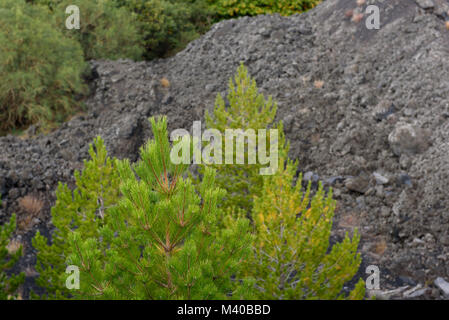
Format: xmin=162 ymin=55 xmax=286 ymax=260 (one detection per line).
xmin=32 ymin=137 xmax=121 ymax=299
xmin=114 ymin=0 xmax=213 ymax=59
xmin=0 ymin=0 xmax=87 ymax=134
xmin=202 ymin=63 xmax=288 ymax=216
xmin=244 ymin=156 xmax=365 ymax=299
xmin=66 ymin=117 xmax=253 ymax=299
xmin=201 ymin=64 xmax=364 ymax=299
xmin=0 ymin=215 xmax=25 ymax=300
xmin=207 ymin=0 xmax=321 ymax=18
xmin=25 ymin=0 xmax=62 ymax=10
xmin=51 ymin=0 xmax=144 ymax=60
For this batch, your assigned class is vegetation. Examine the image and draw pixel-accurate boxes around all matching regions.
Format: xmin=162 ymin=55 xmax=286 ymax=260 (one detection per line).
xmin=32 ymin=137 xmax=121 ymax=299
xmin=27 ymin=0 xmax=322 ymax=60
xmin=12 ymin=64 xmax=364 ymax=301
xmin=33 ymin=118 xmax=253 ymax=299
xmin=1 ymin=0 xmax=323 ymax=135
xmin=0 ymin=1 xmax=366 ymax=297
xmin=202 ymin=64 xmax=288 ymax=217
xmin=114 ymin=0 xmax=213 ymax=60
xmin=207 ymin=0 xmax=322 ymax=19
xmin=54 ymin=0 xmax=144 ymax=60
xmin=200 ymin=64 xmax=364 ymax=299
xmin=0 ymin=215 xmax=25 ymax=300
xmin=0 ymin=0 xmax=87 ymax=134
xmin=245 ymin=156 xmax=365 ymax=299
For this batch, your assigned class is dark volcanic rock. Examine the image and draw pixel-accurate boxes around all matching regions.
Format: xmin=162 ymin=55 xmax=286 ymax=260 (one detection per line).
xmin=2 ymin=0 xmax=449 ymax=298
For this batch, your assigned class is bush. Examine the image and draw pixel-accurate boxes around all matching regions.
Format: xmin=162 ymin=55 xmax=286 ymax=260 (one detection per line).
xmin=202 ymin=63 xmax=288 ymax=216
xmin=244 ymin=157 xmax=365 ymax=299
xmin=0 ymin=215 xmax=25 ymax=300
xmin=114 ymin=0 xmax=213 ymax=59
xmin=26 ymin=0 xmax=61 ymax=10
xmin=33 ymin=118 xmax=252 ymax=299
xmin=33 ymin=0 xmax=144 ymax=60
xmin=201 ymin=64 xmax=364 ymax=299
xmin=66 ymin=117 xmax=253 ymax=299
xmin=0 ymin=0 xmax=87 ymax=134
xmin=32 ymin=137 xmax=121 ymax=299
xmin=207 ymin=0 xmax=322 ymax=19
xmin=56 ymin=0 xmax=143 ymax=60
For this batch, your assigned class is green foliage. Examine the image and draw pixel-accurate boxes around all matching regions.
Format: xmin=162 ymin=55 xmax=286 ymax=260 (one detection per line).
xmin=25 ymin=0 xmax=62 ymax=9
xmin=0 ymin=215 xmax=25 ymax=300
xmin=30 ymin=0 xmax=322 ymax=59
xmin=203 ymin=63 xmax=288 ymax=216
xmin=67 ymin=117 xmax=253 ymax=299
xmin=201 ymin=64 xmax=364 ymax=299
xmin=207 ymin=0 xmax=322 ymax=18
xmin=114 ymin=0 xmax=213 ymax=59
xmin=41 ymin=0 xmax=144 ymax=60
xmin=32 ymin=137 xmax=121 ymax=299
xmin=0 ymin=0 xmax=87 ymax=134
xmin=244 ymin=157 xmax=365 ymax=299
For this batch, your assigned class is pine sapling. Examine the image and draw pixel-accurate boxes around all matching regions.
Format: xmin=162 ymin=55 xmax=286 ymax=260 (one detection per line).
xmin=0 ymin=214 xmax=25 ymax=300
xmin=32 ymin=137 xmax=121 ymax=299
xmin=67 ymin=117 xmax=253 ymax=299
xmin=202 ymin=63 xmax=289 ymax=217
xmin=244 ymin=157 xmax=365 ymax=299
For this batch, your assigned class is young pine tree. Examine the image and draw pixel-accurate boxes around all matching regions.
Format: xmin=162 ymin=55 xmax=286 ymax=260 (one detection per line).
xmin=245 ymin=157 xmax=365 ymax=299
xmin=66 ymin=117 xmax=253 ymax=299
xmin=203 ymin=64 xmax=364 ymax=299
xmin=203 ymin=63 xmax=288 ymax=216
xmin=32 ymin=137 xmax=121 ymax=299
xmin=0 ymin=214 xmax=25 ymax=300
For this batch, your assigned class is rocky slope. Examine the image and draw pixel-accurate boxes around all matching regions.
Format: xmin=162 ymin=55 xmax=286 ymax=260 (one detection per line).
xmin=2 ymin=0 xmax=449 ymax=299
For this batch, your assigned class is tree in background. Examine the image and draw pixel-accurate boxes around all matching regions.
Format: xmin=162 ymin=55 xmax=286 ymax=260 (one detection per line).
xmin=0 ymin=0 xmax=87 ymax=134
xmin=55 ymin=0 xmax=144 ymax=60
xmin=113 ymin=0 xmax=213 ymax=59
xmin=1 ymin=0 xmax=324 ymax=135
xmin=207 ymin=0 xmax=322 ymax=19
xmin=29 ymin=0 xmax=144 ymax=60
